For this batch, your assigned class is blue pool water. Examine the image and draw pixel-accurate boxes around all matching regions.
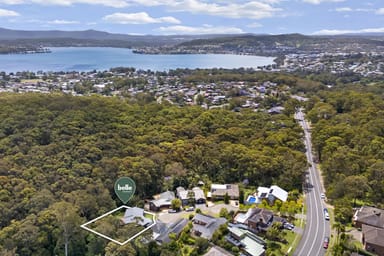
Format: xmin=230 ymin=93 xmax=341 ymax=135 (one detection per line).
xmin=247 ymin=196 xmax=256 ymax=204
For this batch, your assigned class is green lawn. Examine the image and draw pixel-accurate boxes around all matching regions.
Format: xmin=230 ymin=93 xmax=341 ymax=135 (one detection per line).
xmin=281 ymin=230 xmax=297 ymax=252
xmin=266 ymin=228 xmax=302 ymax=256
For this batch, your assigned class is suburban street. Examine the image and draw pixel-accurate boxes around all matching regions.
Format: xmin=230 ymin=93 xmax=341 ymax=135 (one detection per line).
xmin=294 ymin=108 xmax=331 ymax=256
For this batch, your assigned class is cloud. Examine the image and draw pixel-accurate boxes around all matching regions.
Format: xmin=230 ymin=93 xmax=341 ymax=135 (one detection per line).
xmin=0 ymin=8 xmax=19 ymax=16
xmin=0 ymin=0 xmax=24 ymax=3
xmin=21 ymin=18 xmax=79 ymax=24
xmin=103 ymin=12 xmax=180 ymax=24
xmin=128 ymin=0 xmax=281 ymax=19
xmin=247 ymin=22 xmax=263 ymax=28
xmin=331 ymin=7 xmax=373 ymax=12
xmin=0 ymin=0 xmax=130 ymax=8
xmin=334 ymin=7 xmax=352 ymax=12
xmin=127 ymin=0 xmax=173 ymax=6
xmin=48 ymin=19 xmax=79 ymax=24
xmin=0 ymin=0 xmax=282 ymax=19
xmin=376 ymin=8 xmax=384 ymax=15
xmin=303 ymin=0 xmax=344 ymax=4
xmin=313 ymin=27 xmax=384 ymax=35
xmin=170 ymin=1 xmax=281 ymax=19
xmin=157 ymin=24 xmax=244 ymax=34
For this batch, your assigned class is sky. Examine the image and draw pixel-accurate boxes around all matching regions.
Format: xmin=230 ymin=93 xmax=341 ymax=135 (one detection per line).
xmin=0 ymin=0 xmax=383 ymax=35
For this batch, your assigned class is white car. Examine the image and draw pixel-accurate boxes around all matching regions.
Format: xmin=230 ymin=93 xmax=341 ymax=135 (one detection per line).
xmin=320 ymin=193 xmax=325 ymax=199
xmin=324 ymin=208 xmax=330 ymax=220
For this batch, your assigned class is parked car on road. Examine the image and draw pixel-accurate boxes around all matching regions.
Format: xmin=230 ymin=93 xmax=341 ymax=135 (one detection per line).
xmin=324 ymin=208 xmax=330 ymax=220
xmin=323 ymin=236 xmax=329 ymax=249
xmin=185 ymin=206 xmax=195 ymax=212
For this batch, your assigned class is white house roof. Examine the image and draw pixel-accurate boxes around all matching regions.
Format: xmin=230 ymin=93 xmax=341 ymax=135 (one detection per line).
xmin=234 ymin=207 xmax=258 ymax=224
xmin=234 ymin=212 xmax=248 ymax=224
xmin=257 ymin=187 xmax=270 ymax=198
xmin=211 ymin=184 xmax=227 ymax=190
xmin=269 ymin=185 xmax=288 ymax=202
xmin=178 ymin=190 xmax=189 ymax=200
xmin=192 ymin=187 xmax=206 ymax=200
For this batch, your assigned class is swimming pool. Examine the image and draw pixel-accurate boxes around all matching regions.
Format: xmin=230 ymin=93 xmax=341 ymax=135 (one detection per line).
xmin=246 ymin=195 xmax=256 ymax=204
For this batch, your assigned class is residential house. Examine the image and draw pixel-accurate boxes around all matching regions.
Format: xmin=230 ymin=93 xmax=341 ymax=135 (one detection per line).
xmin=152 ymin=221 xmax=168 ymax=240
xmin=176 ymin=187 xmax=189 ymax=206
xmin=234 ymin=207 xmax=259 ymax=225
xmin=192 ymin=213 xmax=227 ymax=240
xmin=176 ymin=186 xmax=206 ymax=206
xmin=256 ymin=185 xmax=288 ymax=204
xmin=152 ymin=218 xmax=189 ymax=244
xmin=362 ymin=224 xmax=384 ymax=256
xmin=227 ymin=226 xmax=266 ymax=256
xmin=267 ymin=106 xmax=285 ymax=115
xmin=353 ymin=206 xmax=384 ymax=229
xmin=234 ymin=207 xmax=275 ymax=233
xmin=149 ymin=191 xmax=175 ymax=212
xmin=209 ymin=184 xmax=239 ymax=201
xmin=203 ymin=246 xmax=232 ymax=256
xmin=247 ymin=208 xmax=274 ymax=232
xmin=192 ymin=187 xmax=206 ymax=204
xmin=121 ymin=207 xmax=153 ymax=227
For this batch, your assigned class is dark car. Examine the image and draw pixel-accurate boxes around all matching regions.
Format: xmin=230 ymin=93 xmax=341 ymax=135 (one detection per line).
xmin=323 ymin=236 xmax=329 ymax=249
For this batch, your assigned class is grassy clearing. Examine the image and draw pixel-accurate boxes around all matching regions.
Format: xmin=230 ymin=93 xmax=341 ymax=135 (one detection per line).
xmin=281 ymin=230 xmax=296 ymax=252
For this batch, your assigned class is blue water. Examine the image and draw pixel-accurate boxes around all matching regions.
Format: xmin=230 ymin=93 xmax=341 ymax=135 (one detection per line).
xmin=247 ymin=196 xmax=256 ymax=204
xmin=0 ymin=47 xmax=275 ymax=73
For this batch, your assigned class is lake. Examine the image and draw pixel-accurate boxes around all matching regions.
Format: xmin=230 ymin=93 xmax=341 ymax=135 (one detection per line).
xmin=0 ymin=47 xmax=275 ymax=73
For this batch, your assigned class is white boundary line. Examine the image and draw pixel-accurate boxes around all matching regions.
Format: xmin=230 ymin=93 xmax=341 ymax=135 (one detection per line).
xmin=80 ymin=205 xmax=157 ymax=245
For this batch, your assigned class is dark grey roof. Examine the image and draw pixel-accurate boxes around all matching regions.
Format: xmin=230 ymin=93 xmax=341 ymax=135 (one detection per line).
xmin=193 ymin=213 xmax=216 ymax=226
xmin=151 ymin=191 xmax=175 ymax=208
xmin=248 ymin=208 xmax=274 ymax=225
xmin=193 ymin=213 xmax=227 ymax=239
xmin=152 ymin=221 xmax=167 ymax=234
xmin=156 ymin=218 xmax=189 ymax=244
xmin=159 ymin=190 xmax=175 ymax=200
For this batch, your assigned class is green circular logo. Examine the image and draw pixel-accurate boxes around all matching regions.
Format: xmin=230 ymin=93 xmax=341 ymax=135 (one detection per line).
xmin=114 ymin=177 xmax=136 ymax=204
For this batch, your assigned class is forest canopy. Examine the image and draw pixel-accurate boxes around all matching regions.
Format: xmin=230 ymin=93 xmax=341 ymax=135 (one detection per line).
xmin=0 ymin=93 xmax=306 ymax=255
xmin=307 ymin=90 xmax=384 ymax=212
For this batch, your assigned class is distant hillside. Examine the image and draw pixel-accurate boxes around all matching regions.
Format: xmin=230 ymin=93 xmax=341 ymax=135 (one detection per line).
xmin=0 ymin=27 xmax=233 ymax=46
xmin=1 ymin=27 xmax=384 ymax=55
xmin=178 ymin=33 xmax=384 ymax=49
xmin=132 ymin=33 xmax=384 ymax=56
xmin=0 ymin=27 xmax=123 ymax=40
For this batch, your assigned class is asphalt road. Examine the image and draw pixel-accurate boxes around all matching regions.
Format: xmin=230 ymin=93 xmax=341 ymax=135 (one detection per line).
xmin=294 ymin=109 xmax=331 ymax=256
